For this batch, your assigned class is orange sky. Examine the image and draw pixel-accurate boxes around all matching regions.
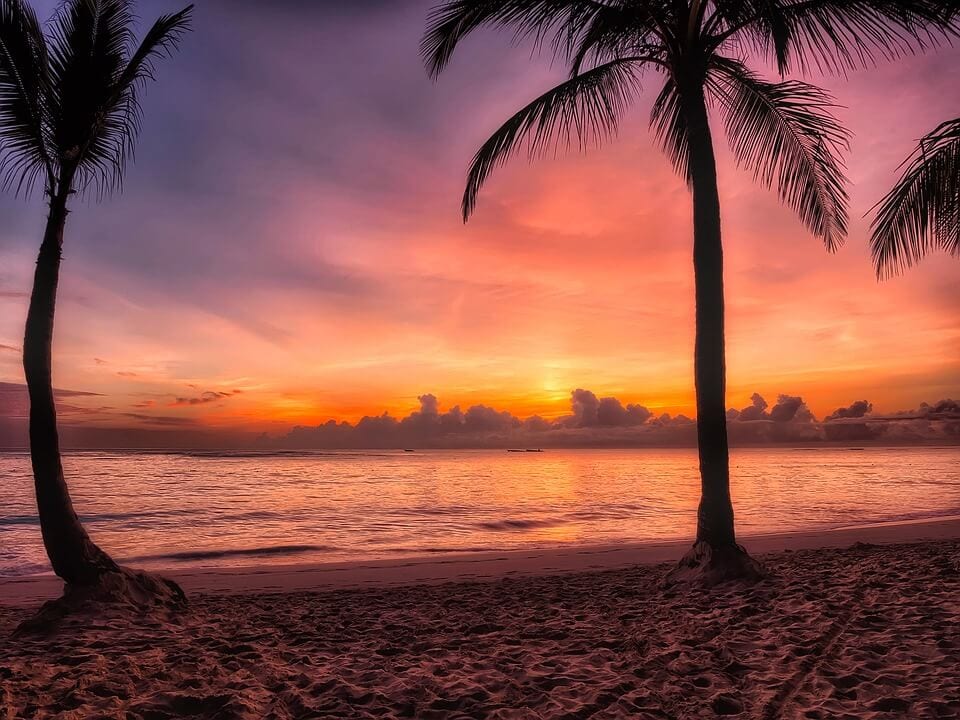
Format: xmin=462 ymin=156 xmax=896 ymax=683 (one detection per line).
xmin=0 ymin=2 xmax=957 ymax=444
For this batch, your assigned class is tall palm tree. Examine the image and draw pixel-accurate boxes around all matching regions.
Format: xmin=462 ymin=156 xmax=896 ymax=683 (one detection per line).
xmin=0 ymin=0 xmax=192 ymax=591
xmin=422 ymin=0 xmax=954 ymax=583
xmin=871 ymin=117 xmax=960 ymax=277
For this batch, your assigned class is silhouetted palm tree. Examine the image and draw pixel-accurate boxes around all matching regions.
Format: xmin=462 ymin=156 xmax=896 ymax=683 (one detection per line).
xmin=422 ymin=0 xmax=954 ymax=583
xmin=871 ymin=117 xmax=959 ymax=277
xmin=0 ymin=0 xmax=192 ymax=591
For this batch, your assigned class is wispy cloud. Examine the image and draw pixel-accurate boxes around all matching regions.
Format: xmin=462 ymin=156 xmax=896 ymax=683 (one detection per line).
xmin=170 ymin=390 xmax=243 ymax=407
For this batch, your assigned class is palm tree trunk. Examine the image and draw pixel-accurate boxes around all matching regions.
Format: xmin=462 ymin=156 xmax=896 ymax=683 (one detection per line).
xmin=682 ymin=86 xmax=737 ymax=549
xmin=662 ymin=79 xmax=762 ymax=586
xmin=23 ymin=186 xmax=119 ymax=585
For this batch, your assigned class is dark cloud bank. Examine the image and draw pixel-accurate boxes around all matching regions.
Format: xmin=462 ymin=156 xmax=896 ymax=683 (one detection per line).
xmin=1 ymin=384 xmax=957 ymax=450
xmin=278 ymin=390 xmax=960 ymax=450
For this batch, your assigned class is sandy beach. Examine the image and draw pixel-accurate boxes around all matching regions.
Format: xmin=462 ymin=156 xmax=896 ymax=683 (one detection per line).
xmin=2 ymin=519 xmax=959 ymax=718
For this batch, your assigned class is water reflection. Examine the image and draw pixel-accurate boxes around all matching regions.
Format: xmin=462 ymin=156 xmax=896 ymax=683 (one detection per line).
xmin=1 ymin=447 xmax=958 ymax=576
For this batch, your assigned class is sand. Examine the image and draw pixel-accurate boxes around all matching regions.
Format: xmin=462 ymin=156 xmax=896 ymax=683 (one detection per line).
xmin=1 ymin=520 xmax=959 ymax=719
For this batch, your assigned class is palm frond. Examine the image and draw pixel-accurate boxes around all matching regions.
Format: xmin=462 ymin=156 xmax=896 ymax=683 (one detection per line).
xmin=0 ymin=0 xmax=53 ymax=195
xmin=707 ymin=1 xmax=956 ymax=76
xmin=421 ymin=0 xmax=604 ymax=79
xmin=462 ymin=57 xmax=641 ymax=219
xmin=708 ymin=0 xmax=794 ymax=73
xmin=870 ymin=118 xmax=960 ymax=277
xmin=569 ymin=0 xmax=670 ymax=75
xmin=648 ymin=75 xmax=690 ymax=182
xmin=96 ymin=5 xmax=192 ymax=192
xmin=118 ymin=6 xmax=193 ymax=90
xmin=772 ymin=0 xmax=955 ymax=76
xmin=709 ymin=58 xmax=849 ymax=250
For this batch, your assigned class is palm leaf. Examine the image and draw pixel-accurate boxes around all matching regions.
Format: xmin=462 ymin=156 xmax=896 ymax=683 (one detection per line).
xmin=708 ymin=0 xmax=795 ymax=73
xmin=0 ymin=0 xmax=53 ymax=195
xmin=568 ymin=0 xmax=670 ymax=75
xmin=118 ymin=6 xmax=193 ymax=90
xmin=462 ymin=57 xmax=642 ymax=219
xmin=707 ymin=1 xmax=956 ymax=76
xmin=648 ymin=75 xmax=690 ymax=182
xmin=421 ymin=0 xmax=604 ymax=79
xmin=709 ymin=59 xmax=849 ymax=249
xmin=766 ymin=0 xmax=955 ymax=75
xmin=870 ymin=118 xmax=960 ymax=277
xmin=95 ymin=5 xmax=193 ymax=192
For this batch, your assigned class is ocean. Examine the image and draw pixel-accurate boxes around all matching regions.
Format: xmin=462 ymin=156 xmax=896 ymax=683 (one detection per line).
xmin=1 ymin=447 xmax=958 ymax=577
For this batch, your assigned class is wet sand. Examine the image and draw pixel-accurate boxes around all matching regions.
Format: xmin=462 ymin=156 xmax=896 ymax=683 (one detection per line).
xmin=1 ymin=519 xmax=959 ymax=718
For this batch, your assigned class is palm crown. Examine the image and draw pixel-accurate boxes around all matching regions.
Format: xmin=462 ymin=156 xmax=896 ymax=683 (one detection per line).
xmin=422 ymin=0 xmax=954 ymax=249
xmin=0 ymin=0 xmax=193 ymax=200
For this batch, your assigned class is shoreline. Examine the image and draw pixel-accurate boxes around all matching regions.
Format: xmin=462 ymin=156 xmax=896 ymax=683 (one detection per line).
xmin=3 ymin=514 xmax=958 ymax=608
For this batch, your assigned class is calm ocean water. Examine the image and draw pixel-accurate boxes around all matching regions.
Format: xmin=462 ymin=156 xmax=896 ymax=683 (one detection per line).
xmin=1 ymin=447 xmax=958 ymax=577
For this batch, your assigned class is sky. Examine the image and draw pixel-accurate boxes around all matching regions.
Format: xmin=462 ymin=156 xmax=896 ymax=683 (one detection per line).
xmin=0 ymin=1 xmax=958 ymax=448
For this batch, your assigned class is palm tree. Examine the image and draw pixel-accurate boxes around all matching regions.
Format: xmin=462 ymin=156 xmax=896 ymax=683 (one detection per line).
xmin=422 ymin=0 xmax=954 ymax=583
xmin=871 ymin=117 xmax=960 ymax=277
xmin=0 ymin=0 xmax=192 ymax=597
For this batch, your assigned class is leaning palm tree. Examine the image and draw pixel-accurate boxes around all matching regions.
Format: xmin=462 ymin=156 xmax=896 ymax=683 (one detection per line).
xmin=422 ymin=0 xmax=954 ymax=583
xmin=870 ymin=117 xmax=960 ymax=277
xmin=1 ymin=0 xmax=192 ymax=612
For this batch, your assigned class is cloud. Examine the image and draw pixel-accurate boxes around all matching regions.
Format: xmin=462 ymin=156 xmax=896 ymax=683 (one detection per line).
xmin=276 ymin=389 xmax=960 ymax=450
xmin=825 ymin=400 xmax=873 ymax=421
xmin=919 ymin=399 xmax=960 ymax=420
xmin=650 ymin=412 xmax=694 ymax=427
xmin=0 ymin=382 xmax=104 ymax=419
xmin=121 ymin=414 xmax=200 ymax=427
xmin=565 ymin=389 xmax=652 ymax=428
xmin=735 ymin=393 xmax=768 ymax=421
xmin=0 ymin=344 xmax=19 ymax=353
xmin=169 ymin=390 xmax=242 ymax=407
xmin=727 ymin=393 xmax=814 ymax=425
xmin=281 ymin=389 xmax=663 ymax=449
xmin=769 ymin=395 xmax=813 ymax=423
xmin=820 ymin=398 xmax=960 ymax=443
xmin=569 ymin=388 xmax=600 ymax=426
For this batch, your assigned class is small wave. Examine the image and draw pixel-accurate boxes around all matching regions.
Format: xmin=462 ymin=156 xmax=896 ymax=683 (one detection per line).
xmin=169 ymin=450 xmax=402 ymax=460
xmin=0 ymin=566 xmax=51 ymax=578
xmin=476 ymin=518 xmax=563 ymax=532
xmin=856 ymin=507 xmax=960 ymax=525
xmin=379 ymin=546 xmax=506 ymax=554
xmin=567 ymin=507 xmax=649 ymax=521
xmin=126 ymin=544 xmax=335 ymax=562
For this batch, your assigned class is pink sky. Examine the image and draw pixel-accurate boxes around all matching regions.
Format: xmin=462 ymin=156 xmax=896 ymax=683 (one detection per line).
xmin=0 ymin=2 xmax=957 ymax=446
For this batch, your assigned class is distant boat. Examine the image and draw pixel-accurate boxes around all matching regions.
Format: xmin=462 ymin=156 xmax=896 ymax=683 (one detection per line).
xmin=403 ymin=449 xmax=415 ymax=452
xmin=526 ymin=448 xmax=543 ymax=453
xmin=507 ymin=449 xmax=544 ymax=453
